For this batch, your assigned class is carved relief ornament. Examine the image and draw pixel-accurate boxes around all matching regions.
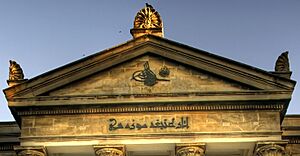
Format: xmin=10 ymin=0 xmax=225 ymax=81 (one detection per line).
xmin=14 ymin=146 xmax=47 ymax=156
xmin=17 ymin=150 xmax=45 ymax=156
xmin=254 ymin=143 xmax=287 ymax=156
xmin=275 ymin=51 xmax=290 ymax=72
xmin=176 ymin=144 xmax=206 ymax=156
xmin=94 ymin=145 xmax=125 ymax=156
xmin=133 ymin=3 xmax=163 ymax=29
xmin=8 ymin=60 xmax=24 ymax=81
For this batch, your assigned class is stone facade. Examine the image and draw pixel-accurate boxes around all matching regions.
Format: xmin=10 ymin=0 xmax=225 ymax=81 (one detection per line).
xmin=282 ymin=115 xmax=300 ymax=156
xmin=20 ymin=111 xmax=280 ymax=137
xmin=1 ymin=4 xmax=298 ymax=156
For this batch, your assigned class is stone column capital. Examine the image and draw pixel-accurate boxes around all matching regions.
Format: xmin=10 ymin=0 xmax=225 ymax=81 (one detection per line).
xmin=14 ymin=146 xmax=47 ymax=156
xmin=175 ymin=143 xmax=206 ymax=156
xmin=254 ymin=141 xmax=288 ymax=156
xmin=93 ymin=145 xmax=125 ymax=156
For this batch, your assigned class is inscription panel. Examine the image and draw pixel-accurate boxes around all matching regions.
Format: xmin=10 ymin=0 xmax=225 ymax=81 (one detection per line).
xmin=21 ymin=111 xmax=280 ymax=137
xmin=109 ymin=116 xmax=189 ymax=131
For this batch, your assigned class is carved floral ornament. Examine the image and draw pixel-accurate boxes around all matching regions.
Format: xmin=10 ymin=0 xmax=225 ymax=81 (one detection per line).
xmin=275 ymin=51 xmax=290 ymax=72
xmin=14 ymin=147 xmax=47 ymax=156
xmin=254 ymin=144 xmax=287 ymax=156
xmin=94 ymin=145 xmax=125 ymax=156
xmin=8 ymin=60 xmax=24 ymax=81
xmin=95 ymin=148 xmax=124 ymax=156
xmin=134 ymin=3 xmax=163 ymax=29
xmin=176 ymin=144 xmax=206 ymax=156
xmin=17 ymin=150 xmax=46 ymax=156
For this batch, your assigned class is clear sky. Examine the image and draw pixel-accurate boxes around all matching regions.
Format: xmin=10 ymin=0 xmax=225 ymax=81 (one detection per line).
xmin=0 ymin=1 xmax=299 ymax=121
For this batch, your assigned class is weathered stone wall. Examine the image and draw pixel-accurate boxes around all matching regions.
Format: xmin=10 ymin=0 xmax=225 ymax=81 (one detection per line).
xmin=287 ymin=144 xmax=300 ymax=156
xmin=21 ymin=111 xmax=280 ymax=137
xmin=49 ymin=55 xmax=250 ymax=96
xmin=282 ymin=116 xmax=300 ymax=156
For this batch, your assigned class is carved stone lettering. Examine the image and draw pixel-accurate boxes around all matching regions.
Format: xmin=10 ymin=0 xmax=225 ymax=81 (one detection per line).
xmin=109 ymin=117 xmax=189 ymax=131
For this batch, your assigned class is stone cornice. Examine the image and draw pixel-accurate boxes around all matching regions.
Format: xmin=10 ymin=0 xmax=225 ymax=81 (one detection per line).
xmin=20 ymin=131 xmax=282 ymax=142
xmin=14 ymin=102 xmax=284 ymax=116
xmin=8 ymin=90 xmax=292 ymax=106
xmin=0 ymin=143 xmax=19 ymax=151
xmin=282 ymin=136 xmax=300 ymax=144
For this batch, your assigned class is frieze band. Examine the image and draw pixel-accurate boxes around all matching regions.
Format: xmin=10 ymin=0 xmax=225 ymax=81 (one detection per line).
xmin=109 ymin=117 xmax=189 ymax=131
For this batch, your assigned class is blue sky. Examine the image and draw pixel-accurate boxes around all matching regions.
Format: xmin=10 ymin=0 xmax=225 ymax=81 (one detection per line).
xmin=0 ymin=1 xmax=299 ymax=121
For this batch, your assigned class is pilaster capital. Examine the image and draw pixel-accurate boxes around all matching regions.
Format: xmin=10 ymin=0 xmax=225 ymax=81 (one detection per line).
xmin=254 ymin=141 xmax=288 ymax=156
xmin=93 ymin=145 xmax=125 ymax=156
xmin=14 ymin=146 xmax=47 ymax=156
xmin=175 ymin=143 xmax=206 ymax=156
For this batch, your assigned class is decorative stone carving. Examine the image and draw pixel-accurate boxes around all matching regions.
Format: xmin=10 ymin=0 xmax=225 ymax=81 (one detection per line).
xmin=14 ymin=146 xmax=47 ymax=156
xmin=130 ymin=3 xmax=164 ymax=38
xmin=159 ymin=65 xmax=170 ymax=77
xmin=9 ymin=60 xmax=24 ymax=81
xmin=254 ymin=142 xmax=288 ymax=156
xmin=93 ymin=145 xmax=125 ymax=156
xmin=275 ymin=51 xmax=290 ymax=72
xmin=7 ymin=60 xmax=27 ymax=87
xmin=134 ymin=3 xmax=162 ymax=29
xmin=132 ymin=61 xmax=170 ymax=86
xmin=176 ymin=143 xmax=206 ymax=156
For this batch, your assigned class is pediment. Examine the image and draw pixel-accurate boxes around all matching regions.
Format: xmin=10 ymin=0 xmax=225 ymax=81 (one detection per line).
xmin=4 ymin=35 xmax=295 ymax=102
xmin=47 ymin=55 xmax=252 ymax=97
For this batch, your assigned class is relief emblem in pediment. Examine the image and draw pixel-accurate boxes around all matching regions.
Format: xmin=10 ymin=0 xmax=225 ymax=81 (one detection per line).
xmin=48 ymin=55 xmax=253 ymax=96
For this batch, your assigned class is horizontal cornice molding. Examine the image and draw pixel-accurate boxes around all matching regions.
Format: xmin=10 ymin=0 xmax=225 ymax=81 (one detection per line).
xmin=0 ymin=142 xmax=20 ymax=151
xmin=8 ymin=90 xmax=292 ymax=106
xmin=19 ymin=131 xmax=282 ymax=142
xmin=282 ymin=136 xmax=300 ymax=144
xmin=15 ymin=102 xmax=284 ymax=116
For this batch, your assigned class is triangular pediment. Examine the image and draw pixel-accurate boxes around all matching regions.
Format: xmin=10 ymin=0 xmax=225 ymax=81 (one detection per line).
xmin=4 ymin=35 xmax=295 ymax=103
xmin=47 ymin=55 xmax=252 ymax=97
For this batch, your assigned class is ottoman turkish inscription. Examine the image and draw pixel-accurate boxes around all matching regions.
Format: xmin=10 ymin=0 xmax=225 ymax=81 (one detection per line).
xmin=109 ymin=116 xmax=189 ymax=131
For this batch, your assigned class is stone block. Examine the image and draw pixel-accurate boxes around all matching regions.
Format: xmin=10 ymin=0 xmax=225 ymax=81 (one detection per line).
xmin=21 ymin=128 xmax=30 ymax=136
xmin=34 ymin=117 xmax=53 ymax=127
xmin=207 ymin=113 xmax=221 ymax=123
xmin=221 ymin=113 xmax=243 ymax=123
xmin=22 ymin=118 xmax=34 ymax=128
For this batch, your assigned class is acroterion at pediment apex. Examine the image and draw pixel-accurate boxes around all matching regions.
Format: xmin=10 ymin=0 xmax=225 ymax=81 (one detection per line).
xmin=130 ymin=3 xmax=164 ymax=38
